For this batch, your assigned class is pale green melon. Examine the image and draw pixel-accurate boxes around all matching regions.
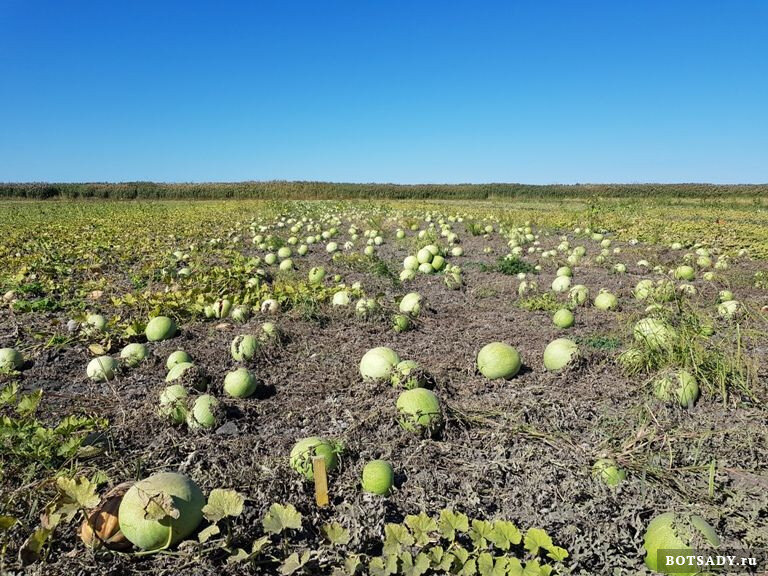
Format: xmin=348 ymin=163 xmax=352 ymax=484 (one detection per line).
xmin=362 ymin=460 xmax=394 ymax=495
xmin=396 ymin=388 xmax=442 ymax=433
xmin=145 ymin=316 xmax=177 ymax=342
xmin=118 ymin=472 xmax=204 ymax=551
xmin=643 ymin=512 xmax=719 ymax=575
xmin=87 ymin=356 xmax=117 ymax=382
xmin=543 ymin=338 xmax=579 ymax=372
xmin=223 ymin=368 xmax=258 ymax=398
xmin=120 ymin=343 xmax=148 ymax=367
xmin=477 ymin=342 xmax=521 ymax=380
xmin=359 ymin=347 xmax=400 ymax=380
xmin=290 ymin=437 xmax=340 ymax=481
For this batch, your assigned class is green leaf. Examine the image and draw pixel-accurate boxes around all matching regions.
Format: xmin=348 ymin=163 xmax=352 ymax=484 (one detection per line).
xmin=507 ymin=557 xmax=525 ymax=576
xmin=322 ymin=521 xmax=350 ymax=546
xmin=428 ymin=545 xmax=454 ymax=572
xmin=456 ymin=556 xmax=478 ymax=576
xmin=54 ymin=476 xmax=100 ymax=521
xmin=479 ymin=553 xmax=515 ymax=576
xmin=450 ymin=546 xmax=479 ymax=576
xmin=523 ymin=559 xmax=546 ymax=576
xmin=404 ymin=512 xmax=437 ymax=546
xmin=18 ymin=527 xmax=52 ymax=565
xmin=262 ymin=503 xmax=302 ymax=535
xmin=16 ymin=390 xmax=42 ymax=417
xmin=227 ymin=535 xmax=270 ymax=565
xmin=452 ymin=546 xmax=470 ymax=565
xmin=227 ymin=548 xmax=250 ymax=564
xmin=383 ymin=523 xmax=414 ymax=556
xmin=279 ymin=550 xmax=311 ymax=575
xmin=336 ymin=554 xmax=362 ymax=575
xmin=0 ymin=384 xmax=18 ymax=407
xmin=477 ymin=552 xmax=494 ymax=575
xmin=0 ymin=515 xmax=17 ymax=531
xmin=489 ymin=519 xmax=522 ymax=551
xmin=202 ymin=488 xmax=245 ymax=523
xmin=524 ymin=528 xmax=553 ymax=557
xmin=198 ymin=523 xmax=221 ymax=543
xmin=469 ymin=519 xmax=493 ymax=550
xmin=368 ymin=554 xmax=398 ymax=576
xmin=90 ymin=469 xmax=110 ymax=487
xmin=438 ymin=509 xmax=469 ymax=541
xmin=545 ymin=545 xmax=569 ymax=562
xmin=399 ymin=551 xmax=430 ymax=576
xmin=251 ymin=535 xmax=270 ymax=555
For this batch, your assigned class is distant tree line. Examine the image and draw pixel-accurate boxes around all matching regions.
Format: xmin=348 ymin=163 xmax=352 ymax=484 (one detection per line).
xmin=0 ymin=181 xmax=765 ymax=200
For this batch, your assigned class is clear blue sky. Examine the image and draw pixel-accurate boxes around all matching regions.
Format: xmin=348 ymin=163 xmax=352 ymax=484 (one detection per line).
xmin=1 ymin=1 xmax=767 ymax=184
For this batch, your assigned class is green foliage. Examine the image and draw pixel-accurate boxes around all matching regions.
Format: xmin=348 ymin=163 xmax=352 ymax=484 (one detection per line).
xmin=483 ymin=257 xmax=537 ymax=276
xmin=332 ymin=252 xmax=398 ymax=284
xmin=2 ymin=181 xmax=766 ymax=200
xmin=439 ymin=509 xmax=470 ymax=541
xmin=0 ymin=384 xmax=107 ymax=475
xmin=618 ymin=301 xmax=756 ymax=400
xmin=368 ymin=510 xmax=568 ymax=575
xmin=210 ymin=503 xmax=567 ymax=575
xmin=16 ymin=475 xmax=101 ymax=565
xmin=405 ymin=512 xmax=438 ymax=546
xmin=323 ymin=522 xmax=351 ymax=546
xmin=576 ymin=335 xmax=623 ymax=350
xmin=280 ymin=550 xmax=313 ymax=575
xmin=262 ymin=503 xmax=303 ymax=535
xmin=518 ymin=293 xmax=561 ymax=312
xmin=466 ymin=222 xmax=486 ymax=236
xmin=11 ymin=297 xmax=60 ymax=312
xmin=202 ymin=488 xmax=245 ymax=523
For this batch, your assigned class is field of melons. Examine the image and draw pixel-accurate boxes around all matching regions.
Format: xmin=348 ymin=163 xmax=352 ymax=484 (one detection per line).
xmin=0 ymin=198 xmax=766 ymax=576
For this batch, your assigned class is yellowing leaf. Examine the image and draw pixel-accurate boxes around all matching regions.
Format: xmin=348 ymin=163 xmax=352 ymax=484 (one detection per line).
xmin=202 ymin=488 xmax=245 ymax=523
xmin=197 ymin=524 xmax=220 ymax=543
xmin=88 ymin=343 xmax=106 ymax=356
xmin=262 ymin=503 xmax=302 ymax=535
xmin=279 ymin=550 xmax=311 ymax=575
xmin=135 ymin=487 xmax=180 ymax=522
xmin=18 ymin=527 xmax=52 ymax=565
xmin=322 ymin=521 xmax=350 ymax=546
xmin=54 ymin=476 xmax=100 ymax=520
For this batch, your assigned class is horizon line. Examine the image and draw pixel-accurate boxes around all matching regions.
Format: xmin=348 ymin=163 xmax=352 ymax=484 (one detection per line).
xmin=2 ymin=180 xmax=767 ymax=187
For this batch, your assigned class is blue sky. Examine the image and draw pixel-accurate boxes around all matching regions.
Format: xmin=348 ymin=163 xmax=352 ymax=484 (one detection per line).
xmin=1 ymin=0 xmax=766 ymax=183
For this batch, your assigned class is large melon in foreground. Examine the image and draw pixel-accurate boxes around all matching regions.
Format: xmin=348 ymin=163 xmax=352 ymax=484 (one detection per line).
xmin=118 ymin=472 xmax=204 ymax=551
xmin=643 ymin=512 xmax=719 ymax=575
